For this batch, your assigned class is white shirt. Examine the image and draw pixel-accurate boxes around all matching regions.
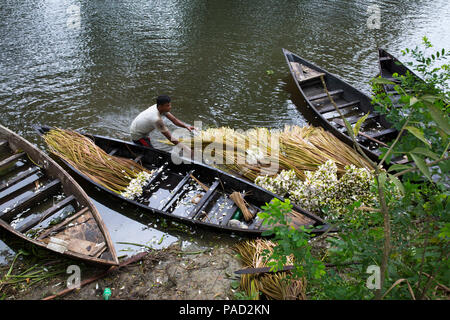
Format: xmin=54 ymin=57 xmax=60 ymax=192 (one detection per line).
xmin=130 ymin=104 xmax=169 ymax=141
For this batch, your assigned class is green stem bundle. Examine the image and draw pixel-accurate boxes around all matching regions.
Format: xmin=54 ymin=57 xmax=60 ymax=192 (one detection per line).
xmin=43 ymin=128 xmax=151 ymax=194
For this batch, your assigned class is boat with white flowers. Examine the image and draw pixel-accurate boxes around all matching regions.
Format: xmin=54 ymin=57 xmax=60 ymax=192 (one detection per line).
xmin=35 ymin=125 xmax=331 ymax=237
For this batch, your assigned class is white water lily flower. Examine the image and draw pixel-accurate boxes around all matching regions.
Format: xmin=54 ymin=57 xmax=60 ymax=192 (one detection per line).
xmin=120 ymin=170 xmax=154 ymax=200
xmin=255 ymin=160 xmax=380 ymax=219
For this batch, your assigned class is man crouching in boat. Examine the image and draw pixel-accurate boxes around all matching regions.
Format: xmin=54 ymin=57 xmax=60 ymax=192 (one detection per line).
xmin=130 ymin=95 xmax=195 ymax=148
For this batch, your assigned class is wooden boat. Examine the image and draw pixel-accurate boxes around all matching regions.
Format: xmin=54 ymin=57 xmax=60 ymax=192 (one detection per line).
xmin=0 ymin=125 xmax=118 ymax=266
xmin=35 ymin=125 xmax=332 ymax=237
xmin=282 ymin=48 xmax=401 ymax=164
xmin=377 ymin=48 xmax=421 ymax=105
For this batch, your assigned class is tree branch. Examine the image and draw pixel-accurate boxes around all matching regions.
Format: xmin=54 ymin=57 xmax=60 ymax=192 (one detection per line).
xmin=393 ymin=156 xmax=450 ymax=177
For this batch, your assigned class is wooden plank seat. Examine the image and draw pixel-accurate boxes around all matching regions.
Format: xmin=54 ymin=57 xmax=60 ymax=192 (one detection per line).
xmin=133 ymin=154 xmax=144 ymax=162
xmin=290 ymin=62 xmax=325 ymax=84
xmin=15 ymin=195 xmax=76 ymax=233
xmin=367 ymin=127 xmax=397 ymax=139
xmin=322 ymin=105 xmax=358 ymax=120
xmin=108 ymin=148 xmax=118 ymax=156
xmin=316 ymin=100 xmax=360 ymax=114
xmin=0 ymin=166 xmax=41 ymax=193
xmin=144 ymin=163 xmax=169 ymax=190
xmin=0 ymin=174 xmax=43 ymax=205
xmin=160 ymin=170 xmax=195 ymax=211
xmin=384 ymin=77 xmax=401 ymax=83
xmin=219 ymin=203 xmax=239 ymax=226
xmin=0 ymin=152 xmax=26 ymax=170
xmin=0 ymin=179 xmax=61 ymax=220
xmin=332 ymin=112 xmax=379 ymax=126
xmin=308 ymin=89 xmax=344 ymax=101
xmin=188 ymin=180 xmax=220 ymax=219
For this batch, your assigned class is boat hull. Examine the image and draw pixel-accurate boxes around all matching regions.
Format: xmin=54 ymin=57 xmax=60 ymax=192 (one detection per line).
xmin=0 ymin=125 xmax=118 ymax=266
xmin=282 ymin=48 xmax=399 ymax=164
xmin=35 ymin=126 xmax=332 ymax=237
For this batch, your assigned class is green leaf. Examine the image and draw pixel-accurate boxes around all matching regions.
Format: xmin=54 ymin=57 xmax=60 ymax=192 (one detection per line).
xmin=410 ymin=96 xmax=419 ymax=106
xmin=420 ymin=94 xmax=440 ymax=104
xmin=433 ymin=126 xmax=449 ymax=140
xmin=387 ymin=173 xmax=405 ymax=196
xmin=409 ymin=153 xmax=432 ymax=181
xmin=352 ymin=112 xmax=370 ymax=136
xmin=343 ymin=117 xmax=354 ymax=139
xmin=231 ymin=280 xmax=240 ymax=290
xmin=378 ymin=172 xmax=387 ymax=186
xmin=387 ymin=163 xmax=413 ymax=172
xmin=438 ymin=223 xmax=450 ymax=239
xmin=425 ymin=103 xmax=450 ymax=135
xmin=410 ymin=147 xmax=439 ymax=160
xmin=405 ymin=126 xmax=431 ymax=147
xmin=371 ymin=77 xmax=396 ymax=85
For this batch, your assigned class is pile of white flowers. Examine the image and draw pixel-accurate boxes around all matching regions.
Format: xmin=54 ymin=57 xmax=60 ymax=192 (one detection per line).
xmin=255 ymin=160 xmax=376 ymax=219
xmin=120 ymin=170 xmax=154 ymax=200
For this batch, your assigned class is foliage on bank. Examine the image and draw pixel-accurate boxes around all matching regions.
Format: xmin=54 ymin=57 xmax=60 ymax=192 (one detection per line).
xmin=241 ymin=38 xmax=449 ymax=300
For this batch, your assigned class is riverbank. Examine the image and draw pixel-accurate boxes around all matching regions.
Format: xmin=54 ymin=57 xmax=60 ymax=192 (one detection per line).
xmin=0 ymin=241 xmax=243 ymax=300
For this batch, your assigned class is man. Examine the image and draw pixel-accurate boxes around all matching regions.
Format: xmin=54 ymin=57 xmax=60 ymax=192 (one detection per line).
xmin=130 ymin=95 xmax=195 ymax=148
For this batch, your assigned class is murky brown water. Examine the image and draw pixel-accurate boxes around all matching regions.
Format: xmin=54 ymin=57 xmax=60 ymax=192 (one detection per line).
xmin=1 ymin=0 xmax=449 ymax=262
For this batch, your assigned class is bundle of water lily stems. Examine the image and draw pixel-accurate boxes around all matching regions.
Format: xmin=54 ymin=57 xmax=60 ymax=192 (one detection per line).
xmin=229 ymin=192 xmax=254 ymax=222
xmin=43 ymin=128 xmax=151 ymax=194
xmin=170 ymin=125 xmax=372 ymax=181
xmin=234 ymin=239 xmax=307 ymax=300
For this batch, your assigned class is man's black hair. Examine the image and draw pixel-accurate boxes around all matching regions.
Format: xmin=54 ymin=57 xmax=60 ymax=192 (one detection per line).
xmin=156 ymin=95 xmax=171 ymax=106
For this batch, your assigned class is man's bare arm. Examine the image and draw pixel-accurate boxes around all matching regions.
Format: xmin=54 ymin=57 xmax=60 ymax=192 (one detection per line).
xmin=161 ymin=130 xmax=179 ymax=145
xmin=165 ymin=113 xmax=195 ymax=131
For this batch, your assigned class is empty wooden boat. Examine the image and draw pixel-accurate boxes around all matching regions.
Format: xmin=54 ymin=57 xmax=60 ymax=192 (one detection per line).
xmin=377 ymin=48 xmax=422 ymax=105
xmin=0 ymin=125 xmax=118 ymax=266
xmin=35 ymin=126 xmax=332 ymax=237
xmin=283 ymin=48 xmax=402 ymax=164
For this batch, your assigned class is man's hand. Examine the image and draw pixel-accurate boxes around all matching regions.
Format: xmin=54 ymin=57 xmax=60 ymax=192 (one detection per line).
xmin=162 ymin=130 xmax=179 ymax=145
xmin=166 ymin=113 xmax=197 ymax=132
xmin=186 ymin=125 xmax=197 ymax=132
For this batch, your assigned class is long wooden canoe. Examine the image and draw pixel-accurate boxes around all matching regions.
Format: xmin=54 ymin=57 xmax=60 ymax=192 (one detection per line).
xmin=283 ymin=48 xmax=402 ymax=164
xmin=35 ymin=126 xmax=332 ymax=237
xmin=377 ymin=48 xmax=422 ymax=105
xmin=0 ymin=125 xmax=118 ymax=266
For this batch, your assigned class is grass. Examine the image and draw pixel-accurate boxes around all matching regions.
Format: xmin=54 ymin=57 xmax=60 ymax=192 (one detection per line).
xmin=0 ymin=247 xmax=72 ymax=296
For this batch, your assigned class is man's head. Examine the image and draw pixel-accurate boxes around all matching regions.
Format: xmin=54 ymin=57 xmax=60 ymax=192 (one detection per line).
xmin=156 ymin=95 xmax=171 ymax=113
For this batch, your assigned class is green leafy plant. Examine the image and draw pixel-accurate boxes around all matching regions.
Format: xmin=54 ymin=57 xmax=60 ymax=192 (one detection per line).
xmin=258 ymin=198 xmax=326 ymax=281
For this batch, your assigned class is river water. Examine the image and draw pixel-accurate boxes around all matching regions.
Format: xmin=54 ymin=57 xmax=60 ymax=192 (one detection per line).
xmin=1 ymin=0 xmax=449 ymax=263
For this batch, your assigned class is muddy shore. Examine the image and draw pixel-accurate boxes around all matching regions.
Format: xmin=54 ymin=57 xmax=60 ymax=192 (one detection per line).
xmin=0 ymin=241 xmax=244 ymax=300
